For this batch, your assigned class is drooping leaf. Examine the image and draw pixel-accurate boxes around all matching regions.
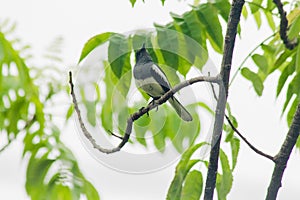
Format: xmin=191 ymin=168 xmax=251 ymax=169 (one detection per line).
xmin=129 ymin=0 xmax=137 ymax=7
xmin=84 ymin=180 xmax=100 ymax=200
xmin=155 ymin=24 xmax=179 ymax=70
xmin=66 ymin=105 xmax=74 ymax=121
xmin=241 ymin=67 xmax=264 ymax=96
xmin=26 ymin=153 xmax=54 ymax=198
xmin=213 ymin=0 xmax=231 ymax=21
xmin=283 ymin=73 xmax=300 ymax=114
xmin=276 ymin=59 xmax=295 ymax=97
xmin=216 ymin=149 xmax=233 ymax=200
xmin=273 ymin=50 xmax=295 ymax=71
xmin=288 ymin=14 xmax=300 ymax=40
xmin=252 ymin=54 xmax=268 ymax=74
xmin=264 ymin=11 xmax=276 ymax=31
xmin=181 ymin=170 xmax=203 ymax=200
xmin=253 ymin=10 xmax=262 ymax=29
xmin=79 ymin=32 xmax=114 ymax=63
xmin=230 ymin=137 xmax=240 ymax=170
xmin=249 ymin=0 xmax=263 ymax=13
xmin=85 ymin=100 xmax=96 ymax=127
xmin=295 ymin=44 xmax=300 ymax=73
xmin=195 ymin=3 xmax=223 ymax=53
xmin=167 ymin=142 xmax=207 ymax=200
xmin=287 ymin=97 xmax=300 ymax=126
xmin=108 ymin=34 xmax=131 ymax=78
xmin=108 ymin=34 xmax=132 ymax=96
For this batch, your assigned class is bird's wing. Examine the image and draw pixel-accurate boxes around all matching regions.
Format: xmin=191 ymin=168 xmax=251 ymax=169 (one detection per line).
xmin=149 ymin=64 xmax=171 ymax=93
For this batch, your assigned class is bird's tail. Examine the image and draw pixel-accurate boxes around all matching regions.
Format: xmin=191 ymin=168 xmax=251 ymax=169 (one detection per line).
xmin=168 ymin=97 xmax=193 ymax=121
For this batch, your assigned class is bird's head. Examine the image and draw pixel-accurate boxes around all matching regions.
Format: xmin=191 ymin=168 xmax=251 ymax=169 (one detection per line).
xmin=135 ymin=43 xmax=152 ymax=63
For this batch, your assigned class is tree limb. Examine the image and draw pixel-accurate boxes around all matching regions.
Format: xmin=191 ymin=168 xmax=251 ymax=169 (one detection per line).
xmin=203 ymin=0 xmax=245 ymax=199
xmin=69 ymin=71 xmax=219 ymax=154
xmin=225 ymin=115 xmax=275 ymax=162
xmin=273 ymin=0 xmax=298 ymax=50
xmin=266 ymin=103 xmax=300 ymax=200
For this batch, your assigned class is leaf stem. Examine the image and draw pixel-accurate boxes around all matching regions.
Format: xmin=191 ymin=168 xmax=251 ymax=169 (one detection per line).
xmin=229 ymin=33 xmax=275 ymax=86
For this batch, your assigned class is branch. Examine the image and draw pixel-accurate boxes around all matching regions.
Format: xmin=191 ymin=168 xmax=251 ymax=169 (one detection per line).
xmin=225 ymin=115 xmax=275 ymax=162
xmin=266 ymin=103 xmax=300 ymax=200
xmin=204 ymin=0 xmax=245 ymax=199
xmin=69 ymin=71 xmax=219 ymax=154
xmin=273 ymin=0 xmax=298 ymax=50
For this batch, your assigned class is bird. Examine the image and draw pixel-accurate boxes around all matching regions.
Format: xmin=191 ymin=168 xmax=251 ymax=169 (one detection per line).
xmin=133 ymin=44 xmax=193 ymax=122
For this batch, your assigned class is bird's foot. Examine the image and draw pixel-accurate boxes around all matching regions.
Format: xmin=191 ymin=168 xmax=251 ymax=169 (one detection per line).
xmin=148 ymin=99 xmax=159 ymax=112
xmin=139 ymin=106 xmax=150 ymax=116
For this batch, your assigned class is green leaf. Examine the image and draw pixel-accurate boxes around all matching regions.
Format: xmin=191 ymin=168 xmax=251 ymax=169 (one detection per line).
xmin=84 ymin=180 xmax=100 ymax=200
xmin=101 ymin=99 xmax=113 ymax=131
xmin=216 ymin=149 xmax=233 ymax=200
xmin=26 ymin=154 xmax=54 ymax=197
xmin=266 ymin=0 xmax=276 ymax=10
xmin=283 ymin=73 xmax=300 ymax=114
xmin=264 ymin=11 xmax=276 ymax=31
xmin=48 ymin=184 xmax=73 ymax=200
xmin=273 ymin=50 xmax=295 ymax=71
xmin=66 ymin=105 xmax=74 ymax=121
xmin=296 ymin=45 xmax=300 ymax=73
xmin=155 ymin=25 xmax=179 ymax=70
xmin=195 ymin=4 xmax=223 ymax=53
xmin=108 ymin=34 xmax=132 ymax=96
xmin=276 ymin=60 xmax=295 ymax=97
xmin=253 ymin=11 xmax=262 ymax=29
xmin=79 ymin=32 xmax=114 ymax=63
xmin=288 ymin=15 xmax=300 ymax=39
xmin=230 ymin=137 xmax=240 ymax=170
xmin=242 ymin=5 xmax=248 ymax=19
xmin=287 ymin=97 xmax=300 ymax=126
xmin=181 ymin=170 xmax=203 ymax=200
xmin=129 ymin=0 xmax=137 ymax=7
xmin=213 ymin=0 xmax=231 ymax=22
xmin=166 ymin=142 xmax=207 ymax=200
xmin=108 ymin=34 xmax=131 ymax=78
xmin=241 ymin=67 xmax=264 ymax=96
xmin=85 ymin=100 xmax=96 ymax=127
xmin=252 ymin=54 xmax=268 ymax=74
xmin=183 ymin=10 xmax=206 ymax=47
xmin=249 ymin=0 xmax=263 ymax=13
xmin=117 ymin=106 xmax=129 ymax=135
xmin=134 ymin=111 xmax=151 ymax=147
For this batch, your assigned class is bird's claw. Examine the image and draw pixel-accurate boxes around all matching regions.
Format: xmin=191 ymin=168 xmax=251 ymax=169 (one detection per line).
xmin=148 ymin=99 xmax=159 ymax=112
xmin=139 ymin=106 xmax=149 ymax=116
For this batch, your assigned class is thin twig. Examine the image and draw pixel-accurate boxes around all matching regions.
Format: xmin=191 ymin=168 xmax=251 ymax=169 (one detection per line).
xmin=0 ymin=142 xmax=11 ymax=153
xmin=69 ymin=71 xmax=219 ymax=154
xmin=273 ymin=0 xmax=298 ymax=50
xmin=225 ymin=115 xmax=275 ymax=162
xmin=209 ymin=75 xmax=274 ymax=162
xmin=107 ymin=130 xmax=124 ymax=140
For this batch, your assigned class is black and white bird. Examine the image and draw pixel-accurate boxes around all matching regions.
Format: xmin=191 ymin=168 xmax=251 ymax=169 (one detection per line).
xmin=133 ymin=44 xmax=193 ymax=122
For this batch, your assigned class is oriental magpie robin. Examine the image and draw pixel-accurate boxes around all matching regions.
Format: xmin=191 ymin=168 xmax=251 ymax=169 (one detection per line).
xmin=133 ymin=44 xmax=193 ymax=121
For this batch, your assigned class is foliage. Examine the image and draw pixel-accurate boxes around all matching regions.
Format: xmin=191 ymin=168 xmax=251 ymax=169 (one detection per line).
xmin=238 ymin=1 xmax=300 ymax=126
xmin=0 ymin=21 xmax=99 ymax=200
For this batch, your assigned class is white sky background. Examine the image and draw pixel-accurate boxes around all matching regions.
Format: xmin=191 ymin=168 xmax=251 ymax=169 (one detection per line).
xmin=0 ymin=0 xmax=299 ymax=199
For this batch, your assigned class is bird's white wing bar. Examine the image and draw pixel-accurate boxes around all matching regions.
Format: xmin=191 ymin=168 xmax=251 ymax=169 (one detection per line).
xmin=150 ymin=64 xmax=171 ymax=92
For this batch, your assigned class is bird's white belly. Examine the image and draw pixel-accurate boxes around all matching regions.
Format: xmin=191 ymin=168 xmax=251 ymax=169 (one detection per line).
xmin=135 ymin=77 xmax=165 ymax=97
